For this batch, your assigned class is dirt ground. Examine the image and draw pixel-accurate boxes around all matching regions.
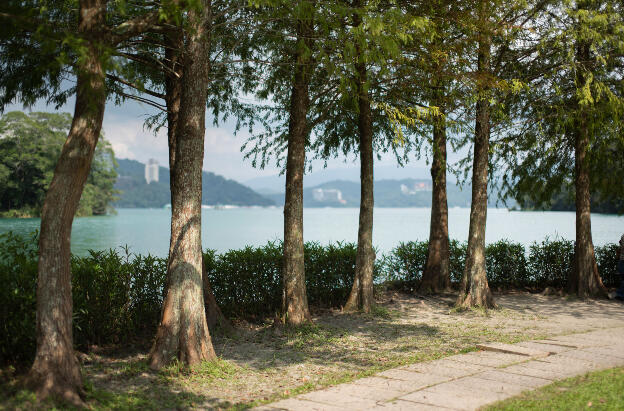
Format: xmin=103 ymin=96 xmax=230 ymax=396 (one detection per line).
xmin=74 ymin=291 xmax=624 ymax=410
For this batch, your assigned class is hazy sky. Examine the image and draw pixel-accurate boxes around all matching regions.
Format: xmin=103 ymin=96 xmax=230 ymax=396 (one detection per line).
xmin=5 ymin=93 xmax=465 ymax=183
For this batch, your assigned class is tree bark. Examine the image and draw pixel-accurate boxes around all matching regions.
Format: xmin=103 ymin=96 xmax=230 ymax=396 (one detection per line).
xmin=420 ymin=103 xmax=451 ymax=294
xmin=568 ymin=41 xmax=606 ymax=298
xmin=164 ymin=28 xmax=227 ymax=331
xmin=344 ymin=55 xmax=375 ymax=313
xmin=26 ymin=0 xmax=107 ymax=404
xmin=282 ymin=18 xmax=313 ymax=325
xmin=149 ymin=0 xmax=216 ymax=369
xmin=456 ymin=7 xmax=495 ymax=308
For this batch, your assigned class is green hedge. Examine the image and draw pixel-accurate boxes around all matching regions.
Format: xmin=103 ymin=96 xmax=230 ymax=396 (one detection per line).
xmin=0 ymin=232 xmax=620 ymax=367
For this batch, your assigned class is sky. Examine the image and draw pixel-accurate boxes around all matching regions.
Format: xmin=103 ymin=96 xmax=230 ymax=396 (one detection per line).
xmin=5 ymin=92 xmax=466 ymax=186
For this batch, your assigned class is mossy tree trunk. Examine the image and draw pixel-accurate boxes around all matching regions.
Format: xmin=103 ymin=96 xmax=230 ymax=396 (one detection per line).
xmin=149 ymin=0 xmax=216 ymax=369
xmin=26 ymin=0 xmax=107 ymax=404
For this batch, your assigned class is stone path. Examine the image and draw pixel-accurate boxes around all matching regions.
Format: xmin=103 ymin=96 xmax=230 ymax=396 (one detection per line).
xmin=254 ymin=327 xmax=624 ymax=410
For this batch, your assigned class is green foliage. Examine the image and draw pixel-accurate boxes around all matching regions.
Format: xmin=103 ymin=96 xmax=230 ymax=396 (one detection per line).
xmin=382 ymin=237 xmax=618 ymax=290
xmin=72 ymin=248 xmax=167 ymax=349
xmin=0 ymin=111 xmax=118 ymax=217
xmin=527 ymin=238 xmax=575 ymax=289
xmin=0 ymin=231 xmax=38 ymax=366
xmin=485 ymin=240 xmax=529 ymax=288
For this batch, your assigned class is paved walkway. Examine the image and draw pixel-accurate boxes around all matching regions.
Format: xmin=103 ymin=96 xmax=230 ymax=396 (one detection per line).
xmin=255 ymin=327 xmax=624 ymax=410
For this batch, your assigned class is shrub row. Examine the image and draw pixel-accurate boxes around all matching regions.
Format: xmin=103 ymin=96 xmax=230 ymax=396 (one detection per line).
xmin=0 ymin=232 xmax=620 ymax=366
xmin=382 ymin=238 xmax=619 ymax=289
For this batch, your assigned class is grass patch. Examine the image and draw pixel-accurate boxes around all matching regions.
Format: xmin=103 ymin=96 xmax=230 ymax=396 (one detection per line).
xmin=486 ymin=367 xmax=624 ymax=410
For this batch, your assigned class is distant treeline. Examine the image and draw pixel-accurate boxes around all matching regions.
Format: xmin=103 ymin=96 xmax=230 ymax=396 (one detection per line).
xmin=1 ymin=231 xmax=618 ymax=367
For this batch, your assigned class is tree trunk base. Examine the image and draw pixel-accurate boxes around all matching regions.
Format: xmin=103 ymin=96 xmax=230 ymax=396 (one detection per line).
xmin=456 ymin=291 xmax=497 ymax=309
xmin=25 ymin=356 xmax=85 ymax=407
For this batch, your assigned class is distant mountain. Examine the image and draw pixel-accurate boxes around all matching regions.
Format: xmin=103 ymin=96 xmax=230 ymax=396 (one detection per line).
xmin=114 ymin=159 xmax=274 ymax=208
xmin=265 ymin=179 xmax=509 ymax=208
xmin=244 ymin=165 xmax=431 ymax=193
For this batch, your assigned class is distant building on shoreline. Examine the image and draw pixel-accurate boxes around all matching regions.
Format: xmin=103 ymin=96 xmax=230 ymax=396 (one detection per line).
xmin=145 ymin=159 xmax=159 ymax=184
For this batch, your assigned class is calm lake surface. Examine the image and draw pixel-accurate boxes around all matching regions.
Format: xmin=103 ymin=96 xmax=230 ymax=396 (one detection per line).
xmin=1 ymin=207 xmax=623 ymax=257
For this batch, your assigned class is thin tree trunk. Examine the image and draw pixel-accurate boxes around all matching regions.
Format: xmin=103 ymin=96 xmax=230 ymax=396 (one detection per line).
xmin=282 ymin=18 xmax=312 ymax=325
xmin=345 ymin=55 xmax=375 ymax=313
xmin=25 ymin=0 xmax=107 ymax=403
xmin=420 ymin=102 xmax=451 ymax=294
xmin=149 ymin=0 xmax=216 ymax=369
xmin=568 ymin=41 xmax=606 ymax=298
xmin=456 ymin=7 xmax=495 ymax=308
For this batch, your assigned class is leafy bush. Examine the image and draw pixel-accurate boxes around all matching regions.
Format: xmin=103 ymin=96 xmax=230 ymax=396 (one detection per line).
xmin=0 ymin=231 xmax=38 ymax=366
xmin=527 ymin=238 xmax=574 ymax=288
xmin=381 ymin=241 xmax=428 ymax=286
xmin=72 ymin=247 xmax=166 ymax=349
xmin=205 ymin=242 xmax=282 ymax=319
xmin=596 ymin=244 xmax=619 ymax=288
xmin=485 ymin=240 xmax=529 ymax=288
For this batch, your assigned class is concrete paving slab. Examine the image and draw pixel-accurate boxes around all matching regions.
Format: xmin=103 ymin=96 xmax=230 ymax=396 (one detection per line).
xmin=402 ymin=362 xmax=486 ymax=379
xmin=255 ymin=398 xmax=344 ymax=410
xmin=377 ymin=368 xmax=450 ymax=386
xmin=352 ymin=376 xmax=439 ymax=393
xmin=299 ymin=388 xmax=379 ymax=410
xmin=448 ymin=351 xmax=526 ymax=368
xmin=581 ymin=346 xmax=624 ymax=360
xmin=322 ymin=383 xmax=404 ymax=402
xmin=370 ymin=399 xmax=456 ymax=410
xmin=449 ymin=376 xmax=529 ymax=396
xmin=515 ymin=341 xmax=572 ymax=354
xmin=476 ymin=342 xmax=549 ymax=358
xmin=477 ymin=369 xmax=553 ymax=388
xmin=540 ymin=354 xmax=611 ymax=371
xmin=422 ymin=380 xmax=510 ymax=402
xmin=399 ymin=389 xmax=491 ymax=410
xmin=558 ymin=349 xmax=624 ymax=366
xmin=499 ymin=363 xmax=561 ymax=380
xmin=371 ymin=400 xmax=453 ymax=411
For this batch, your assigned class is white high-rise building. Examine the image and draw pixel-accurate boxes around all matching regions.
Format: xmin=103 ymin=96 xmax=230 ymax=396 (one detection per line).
xmin=145 ymin=159 xmax=159 ymax=184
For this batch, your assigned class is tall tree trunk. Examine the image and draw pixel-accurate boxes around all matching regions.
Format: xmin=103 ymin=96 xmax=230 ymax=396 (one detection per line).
xmin=282 ymin=19 xmax=312 ymax=325
xmin=25 ymin=0 xmax=107 ymax=403
xmin=456 ymin=8 xmax=495 ymax=308
xmin=420 ymin=101 xmax=451 ymax=294
xmin=149 ymin=0 xmax=216 ymax=369
xmin=568 ymin=41 xmax=606 ymax=298
xmin=344 ymin=57 xmax=375 ymax=313
xmin=164 ymin=28 xmax=227 ymax=331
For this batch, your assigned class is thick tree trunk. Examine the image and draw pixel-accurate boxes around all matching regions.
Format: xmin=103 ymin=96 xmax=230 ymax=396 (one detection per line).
xmin=420 ymin=107 xmax=451 ymax=294
xmin=165 ymin=29 xmax=226 ymax=330
xmin=568 ymin=41 xmax=606 ymax=297
xmin=282 ymin=20 xmax=312 ymax=325
xmin=456 ymin=14 xmax=495 ymax=309
xmin=149 ymin=0 xmax=216 ymax=369
xmin=25 ymin=0 xmax=107 ymax=404
xmin=344 ymin=58 xmax=375 ymax=313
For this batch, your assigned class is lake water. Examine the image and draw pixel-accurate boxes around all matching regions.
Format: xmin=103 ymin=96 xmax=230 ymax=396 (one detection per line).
xmin=0 ymin=207 xmax=623 ymax=257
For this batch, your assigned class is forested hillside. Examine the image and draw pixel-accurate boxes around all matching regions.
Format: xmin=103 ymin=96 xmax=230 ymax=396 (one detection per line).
xmin=114 ymin=159 xmax=274 ymax=208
